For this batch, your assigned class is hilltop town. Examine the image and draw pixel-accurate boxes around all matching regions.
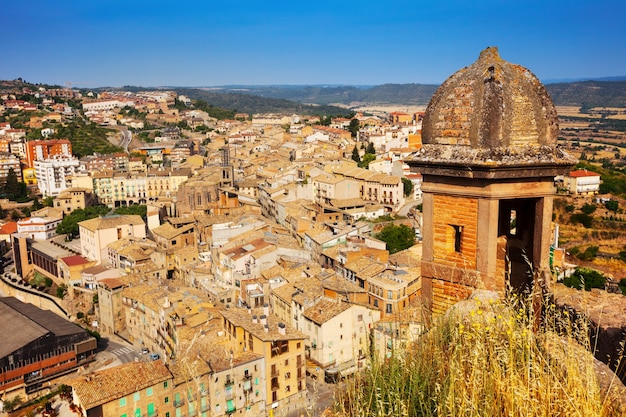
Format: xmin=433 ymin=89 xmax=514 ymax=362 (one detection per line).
xmin=0 ymin=81 xmax=426 ymax=417
xmin=2 ymin=62 xmax=626 ymax=417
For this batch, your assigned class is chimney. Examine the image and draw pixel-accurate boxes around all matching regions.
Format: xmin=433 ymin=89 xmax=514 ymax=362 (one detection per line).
xmin=278 ymin=322 xmax=286 ymax=336
xmin=260 ymin=315 xmax=267 ymax=325
xmin=252 ymin=315 xmax=258 ymax=324
xmin=247 ymin=306 xmax=252 ymax=315
xmin=263 ymin=303 xmax=269 ymax=316
xmin=264 ymin=324 xmax=269 ymax=333
xmin=163 ymin=297 xmax=170 ymax=308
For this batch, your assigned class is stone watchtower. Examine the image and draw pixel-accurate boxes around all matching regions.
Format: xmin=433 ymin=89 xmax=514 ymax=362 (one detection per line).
xmin=407 ymin=47 xmax=576 ymax=315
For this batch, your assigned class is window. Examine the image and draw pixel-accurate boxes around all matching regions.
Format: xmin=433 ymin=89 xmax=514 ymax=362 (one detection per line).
xmin=387 ymin=290 xmax=392 ymax=300
xmin=146 ymin=387 xmax=153 ymax=396
xmin=120 ymin=398 xmax=127 ymax=407
xmin=165 ymin=397 xmax=169 ymax=404
xmin=164 ymin=381 xmax=169 ymax=388
xmin=134 ymin=392 xmax=140 ymax=401
xmin=452 ymin=225 xmax=463 ymax=252
xmin=226 ymin=399 xmax=235 ymax=413
xmin=386 ymin=304 xmax=392 ymax=314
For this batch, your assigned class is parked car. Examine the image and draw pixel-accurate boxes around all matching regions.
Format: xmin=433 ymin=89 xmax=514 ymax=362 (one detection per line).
xmin=141 ymin=348 xmax=149 ymax=354
xmin=149 ymin=353 xmax=160 ymax=361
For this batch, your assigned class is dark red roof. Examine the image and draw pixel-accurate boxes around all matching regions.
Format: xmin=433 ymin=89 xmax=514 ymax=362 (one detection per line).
xmin=61 ymin=255 xmax=90 ymax=266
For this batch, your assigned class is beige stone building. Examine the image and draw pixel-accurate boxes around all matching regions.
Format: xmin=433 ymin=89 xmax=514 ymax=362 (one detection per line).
xmin=78 ymin=214 xmax=146 ymax=263
xmin=220 ymin=307 xmax=307 ymax=414
xmin=69 ymin=361 xmax=173 ymax=417
xmin=53 ymin=187 xmax=96 ymax=214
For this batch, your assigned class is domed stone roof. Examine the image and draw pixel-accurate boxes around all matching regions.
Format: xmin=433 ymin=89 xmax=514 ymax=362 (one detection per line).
xmin=409 ymin=47 xmax=576 ymax=176
xmin=422 ymin=46 xmax=559 ymax=148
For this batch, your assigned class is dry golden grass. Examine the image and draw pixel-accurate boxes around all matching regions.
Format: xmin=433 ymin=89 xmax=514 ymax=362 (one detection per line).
xmin=334 ymin=293 xmax=621 ymax=417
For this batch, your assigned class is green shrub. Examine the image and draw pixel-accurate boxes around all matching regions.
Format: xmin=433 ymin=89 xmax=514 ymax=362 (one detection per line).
xmin=581 ymin=203 xmax=597 ymax=214
xmin=571 ymin=213 xmax=594 ymax=228
xmin=563 ymin=267 xmax=606 ymax=291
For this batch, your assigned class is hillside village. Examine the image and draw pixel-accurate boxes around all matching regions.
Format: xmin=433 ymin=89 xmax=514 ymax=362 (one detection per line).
xmin=2 ymin=64 xmax=626 ymax=417
xmin=0 ymin=82 xmax=428 ymax=417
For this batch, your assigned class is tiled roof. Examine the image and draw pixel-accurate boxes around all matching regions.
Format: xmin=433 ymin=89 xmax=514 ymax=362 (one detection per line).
xmin=152 ymin=222 xmax=194 ymax=240
xmin=569 ymin=169 xmax=601 ymax=178
xmin=303 ymin=299 xmax=351 ymax=325
xmin=220 ymin=307 xmax=307 ymax=342
xmin=61 ymin=255 xmax=91 ymax=267
xmin=68 ymin=361 xmax=172 ymax=410
xmin=0 ymin=221 xmax=17 ymax=235
xmin=78 ymin=215 xmax=145 ymax=232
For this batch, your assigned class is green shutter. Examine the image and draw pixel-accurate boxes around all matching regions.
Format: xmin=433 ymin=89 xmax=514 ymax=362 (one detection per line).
xmin=226 ymin=399 xmax=235 ymax=412
xmin=147 ymin=403 xmax=155 ymax=416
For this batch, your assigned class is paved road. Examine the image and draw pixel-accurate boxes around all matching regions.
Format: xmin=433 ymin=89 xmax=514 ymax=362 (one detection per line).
xmin=284 ymin=378 xmax=337 ymax=417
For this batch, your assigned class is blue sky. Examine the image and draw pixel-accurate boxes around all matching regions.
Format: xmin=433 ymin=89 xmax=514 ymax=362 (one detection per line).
xmin=2 ymin=0 xmax=625 ymax=87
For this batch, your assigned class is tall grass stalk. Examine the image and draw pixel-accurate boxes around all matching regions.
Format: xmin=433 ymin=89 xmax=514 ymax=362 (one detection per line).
xmin=335 ymin=293 xmax=618 ymax=417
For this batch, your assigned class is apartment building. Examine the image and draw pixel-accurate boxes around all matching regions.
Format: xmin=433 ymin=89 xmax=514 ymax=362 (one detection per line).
xmin=25 ymin=139 xmax=72 ymax=167
xmin=220 ymin=307 xmax=308 ymax=414
xmin=35 ymin=156 xmax=85 ymax=197
xmin=91 ymin=168 xmax=191 ymax=207
xmin=0 ymin=152 xmax=21 ymax=181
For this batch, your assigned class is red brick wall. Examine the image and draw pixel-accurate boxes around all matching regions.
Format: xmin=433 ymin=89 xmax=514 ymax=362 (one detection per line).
xmin=431 ymin=279 xmax=474 ymax=316
xmin=432 ymin=195 xmax=478 ymax=269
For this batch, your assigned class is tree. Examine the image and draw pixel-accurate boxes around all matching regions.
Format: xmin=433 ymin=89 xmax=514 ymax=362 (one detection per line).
xmin=2 ymin=395 xmax=23 ymax=412
xmin=115 ymin=204 xmax=147 ymax=219
xmin=401 ymin=178 xmax=414 ymax=197
xmin=570 ymin=213 xmax=593 ymax=228
xmin=43 ymin=195 xmax=55 ymax=207
xmin=348 ymin=119 xmax=360 ymax=138
xmin=581 ymin=203 xmax=597 ymax=214
xmin=351 ymin=146 xmax=361 ymax=164
xmin=3 ymin=168 xmax=20 ymax=200
xmin=359 ymin=153 xmax=376 ymax=169
xmin=374 ymin=224 xmax=416 ymax=254
xmin=366 ymin=141 xmax=376 ymax=154
xmin=563 ymin=267 xmax=605 ymax=291
xmin=56 ymin=205 xmax=110 ymax=238
xmin=605 ymin=199 xmax=619 ymax=212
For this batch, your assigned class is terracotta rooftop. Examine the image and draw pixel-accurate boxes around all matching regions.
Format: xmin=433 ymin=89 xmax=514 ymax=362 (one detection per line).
xmin=220 ymin=307 xmax=307 ymax=342
xmin=303 ymin=299 xmax=351 ymax=325
xmin=60 ymin=255 xmax=91 ymax=267
xmin=568 ymin=169 xmax=601 ymax=178
xmin=68 ymin=361 xmax=172 ymax=410
xmin=78 ymin=214 xmax=145 ymax=232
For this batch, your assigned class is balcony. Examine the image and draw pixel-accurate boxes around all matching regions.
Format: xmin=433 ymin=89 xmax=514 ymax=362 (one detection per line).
xmin=173 ymin=398 xmax=185 ymax=408
xmin=200 ymin=404 xmax=210 ymax=413
xmin=224 ymin=378 xmax=234 ymax=387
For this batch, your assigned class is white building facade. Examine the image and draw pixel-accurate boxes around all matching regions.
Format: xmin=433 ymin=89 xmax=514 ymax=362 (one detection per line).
xmin=35 ymin=156 xmax=85 ymax=196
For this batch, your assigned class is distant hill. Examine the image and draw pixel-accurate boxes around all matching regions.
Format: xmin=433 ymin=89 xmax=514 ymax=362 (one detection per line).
xmin=545 ymin=80 xmax=626 ymax=108
xmin=206 ymin=84 xmax=439 ymax=106
xmin=208 ymin=80 xmax=626 ymax=109
xmin=4 ymin=77 xmax=626 ymax=115
xmin=173 ymin=88 xmax=353 ymax=116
